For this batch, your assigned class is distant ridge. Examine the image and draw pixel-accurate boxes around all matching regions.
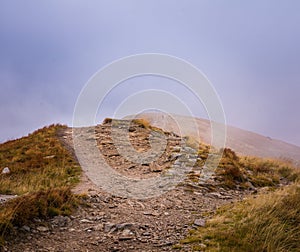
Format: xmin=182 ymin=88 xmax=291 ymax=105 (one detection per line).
xmin=127 ymin=112 xmax=300 ymax=163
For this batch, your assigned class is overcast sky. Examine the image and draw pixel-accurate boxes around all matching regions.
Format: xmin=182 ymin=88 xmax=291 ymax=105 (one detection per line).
xmin=1 ymin=1 xmax=300 ymax=146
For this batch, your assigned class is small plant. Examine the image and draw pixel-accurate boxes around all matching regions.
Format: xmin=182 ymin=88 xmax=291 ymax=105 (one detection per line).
xmin=103 ymin=118 xmax=113 ymax=124
xmin=213 ymin=148 xmax=246 ymax=188
xmin=131 ymin=118 xmax=151 ymax=128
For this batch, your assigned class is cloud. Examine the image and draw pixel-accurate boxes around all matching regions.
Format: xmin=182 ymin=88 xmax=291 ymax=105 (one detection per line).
xmin=0 ymin=1 xmax=300 ymax=146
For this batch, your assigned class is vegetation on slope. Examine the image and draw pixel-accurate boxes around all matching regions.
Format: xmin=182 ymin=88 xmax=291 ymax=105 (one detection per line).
xmin=1 ymin=122 xmax=299 ymax=250
xmin=196 ymin=145 xmax=300 ymax=190
xmin=181 ymin=142 xmax=300 ymax=251
xmin=181 ymin=182 xmax=300 ymax=251
xmin=0 ymin=125 xmax=81 ymax=245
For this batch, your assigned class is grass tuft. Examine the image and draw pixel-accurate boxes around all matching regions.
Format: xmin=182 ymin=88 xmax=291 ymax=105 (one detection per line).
xmin=131 ymin=118 xmax=151 ymax=129
xmin=103 ymin=118 xmax=113 ymax=124
xmin=0 ymin=187 xmax=78 ymax=236
xmin=195 ymin=143 xmax=300 ymax=189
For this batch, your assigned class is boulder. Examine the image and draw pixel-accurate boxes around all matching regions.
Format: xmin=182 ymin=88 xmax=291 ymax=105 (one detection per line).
xmin=2 ymin=167 xmax=10 ymax=174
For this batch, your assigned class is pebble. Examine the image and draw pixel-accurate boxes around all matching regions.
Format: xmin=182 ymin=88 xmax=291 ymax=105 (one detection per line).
xmin=22 ymin=225 xmax=31 ymax=232
xmin=36 ymin=226 xmax=49 ymax=232
xmin=51 ymin=216 xmax=71 ymax=227
xmin=118 ymin=229 xmax=134 ymax=241
xmin=1 ymin=167 xmax=10 ymax=174
xmin=194 ymin=218 xmax=206 ymax=227
xmin=80 ymin=219 xmax=94 ymax=224
xmin=143 ymin=211 xmax=160 ymax=216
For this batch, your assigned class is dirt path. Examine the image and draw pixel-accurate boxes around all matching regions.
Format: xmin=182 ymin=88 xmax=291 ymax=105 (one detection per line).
xmin=6 ymin=120 xmax=250 ymax=252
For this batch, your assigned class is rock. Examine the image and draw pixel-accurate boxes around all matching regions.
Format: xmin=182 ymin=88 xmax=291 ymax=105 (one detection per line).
xmin=2 ymin=167 xmax=10 ymax=174
xmin=115 ymin=223 xmax=134 ymax=231
xmin=26 ymin=235 xmax=33 ymax=240
xmin=80 ymin=219 xmax=94 ymax=224
xmin=208 ymin=192 xmax=222 ymax=198
xmin=143 ymin=211 xmax=160 ymax=216
xmin=197 ymin=243 xmax=207 ymax=249
xmin=94 ymin=223 xmax=104 ymax=231
xmin=43 ymin=155 xmax=56 ymax=159
xmin=192 ymin=170 xmax=201 ymax=176
xmin=182 ymin=146 xmax=197 ymax=154
xmin=52 ymin=216 xmax=71 ymax=227
xmin=170 ymin=153 xmax=182 ymax=160
xmin=22 ymin=225 xmax=31 ymax=232
xmin=90 ymin=241 xmax=99 ymax=246
xmin=104 ymin=223 xmax=116 ymax=233
xmin=36 ymin=226 xmax=49 ymax=232
xmin=259 ymin=187 xmax=271 ymax=193
xmin=194 ymin=218 xmax=206 ymax=227
xmin=0 ymin=194 xmax=18 ymax=204
xmin=221 ymin=195 xmax=233 ymax=199
xmin=156 ymin=241 xmax=174 ymax=247
xmin=118 ymin=229 xmax=134 ymax=241
xmin=245 ymin=181 xmax=257 ymax=191
xmin=149 ymin=163 xmax=162 ymax=172
xmin=104 ymin=222 xmax=134 ymax=233
xmin=174 ymin=160 xmax=183 ymax=166
xmin=187 ymin=158 xmax=197 ymax=165
xmin=172 ymin=146 xmax=181 ymax=152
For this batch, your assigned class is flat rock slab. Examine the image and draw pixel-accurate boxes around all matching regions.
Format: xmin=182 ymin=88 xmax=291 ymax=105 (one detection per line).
xmin=0 ymin=194 xmax=18 ymax=204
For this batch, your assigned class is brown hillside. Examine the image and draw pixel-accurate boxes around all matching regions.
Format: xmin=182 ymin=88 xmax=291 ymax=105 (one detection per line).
xmin=129 ymin=112 xmax=300 ymax=163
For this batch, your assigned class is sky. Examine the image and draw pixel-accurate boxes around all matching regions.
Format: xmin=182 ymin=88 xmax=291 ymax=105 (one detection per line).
xmin=1 ymin=0 xmax=300 ymax=146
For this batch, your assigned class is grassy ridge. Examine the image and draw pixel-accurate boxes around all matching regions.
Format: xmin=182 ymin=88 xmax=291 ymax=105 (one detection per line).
xmin=0 ymin=125 xmax=80 ymax=195
xmin=0 ymin=125 xmax=81 ymax=245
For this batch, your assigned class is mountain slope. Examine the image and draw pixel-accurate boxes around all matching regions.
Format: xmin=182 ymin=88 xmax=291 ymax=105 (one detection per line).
xmin=2 ymin=120 xmax=299 ymax=251
xmin=130 ymin=112 xmax=300 ymax=163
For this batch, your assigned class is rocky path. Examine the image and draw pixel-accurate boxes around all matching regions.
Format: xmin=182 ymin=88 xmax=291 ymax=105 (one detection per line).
xmin=8 ymin=183 xmax=246 ymax=251
xmin=6 ymin=120 xmax=250 ymax=251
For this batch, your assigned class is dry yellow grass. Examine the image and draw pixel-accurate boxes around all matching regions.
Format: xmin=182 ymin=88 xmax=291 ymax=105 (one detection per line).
xmin=196 ymin=144 xmax=300 ymax=189
xmin=131 ymin=118 xmax=151 ymax=128
xmin=181 ymin=182 xmax=300 ymax=251
xmin=0 ymin=125 xmax=81 ymax=245
xmin=180 ymin=144 xmax=300 ymax=251
xmin=0 ymin=124 xmax=80 ymax=195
